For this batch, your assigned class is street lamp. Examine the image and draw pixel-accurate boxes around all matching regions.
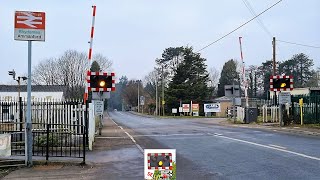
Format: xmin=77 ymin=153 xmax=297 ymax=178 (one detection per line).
xmin=16 ymin=76 xmax=28 ymax=99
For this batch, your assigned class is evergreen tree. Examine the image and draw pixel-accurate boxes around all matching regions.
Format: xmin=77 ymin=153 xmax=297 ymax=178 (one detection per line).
xmin=90 ymin=61 xmax=101 ymax=72
xmin=279 ymin=53 xmax=314 ymax=87
xmin=217 ymin=59 xmax=240 ymax=97
xmin=166 ymin=47 xmax=211 ymax=110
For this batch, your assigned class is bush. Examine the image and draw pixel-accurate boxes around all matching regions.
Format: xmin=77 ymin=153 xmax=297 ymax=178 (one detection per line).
xmin=35 ymin=133 xmax=60 ymax=147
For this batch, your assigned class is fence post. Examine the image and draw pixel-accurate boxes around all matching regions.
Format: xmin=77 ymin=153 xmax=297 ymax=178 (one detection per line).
xmin=82 ymin=101 xmax=88 ymax=165
xmin=46 ymin=124 xmax=50 ymax=163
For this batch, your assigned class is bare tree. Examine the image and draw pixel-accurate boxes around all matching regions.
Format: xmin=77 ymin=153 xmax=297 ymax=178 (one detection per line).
xmin=32 ymin=50 xmax=113 ymax=99
xmin=92 ymin=54 xmax=113 ymax=72
xmin=208 ymin=67 xmax=220 ymax=96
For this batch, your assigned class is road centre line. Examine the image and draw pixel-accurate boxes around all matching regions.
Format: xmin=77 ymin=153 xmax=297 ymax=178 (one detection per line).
xmin=268 ymin=144 xmax=287 ymax=149
xmin=132 ymin=133 xmax=205 ymax=137
xmin=208 ymin=133 xmax=320 ymax=161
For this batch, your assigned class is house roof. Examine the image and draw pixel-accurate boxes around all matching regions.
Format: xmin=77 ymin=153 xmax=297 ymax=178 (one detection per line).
xmin=0 ymin=85 xmax=67 ymax=92
xmin=309 ymin=87 xmax=320 ymax=91
xmin=213 ymin=96 xmax=232 ymax=102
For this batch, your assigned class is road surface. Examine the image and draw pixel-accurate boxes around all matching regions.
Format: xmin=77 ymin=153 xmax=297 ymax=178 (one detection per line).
xmin=108 ymin=111 xmax=320 ymax=180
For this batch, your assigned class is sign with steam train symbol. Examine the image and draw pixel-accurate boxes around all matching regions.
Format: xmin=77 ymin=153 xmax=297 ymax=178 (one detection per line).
xmin=144 ymin=149 xmax=176 ymax=180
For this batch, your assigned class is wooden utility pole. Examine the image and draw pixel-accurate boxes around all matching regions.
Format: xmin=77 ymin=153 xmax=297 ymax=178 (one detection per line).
xmin=161 ymin=66 xmax=165 ymax=116
xmin=272 ymin=37 xmax=277 ymax=105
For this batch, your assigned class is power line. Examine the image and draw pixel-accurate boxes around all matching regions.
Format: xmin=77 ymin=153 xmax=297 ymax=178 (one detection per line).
xmin=277 ymin=40 xmax=320 ymax=49
xmin=242 ymin=0 xmax=273 ymax=37
xmin=241 ymin=0 xmax=320 ymax=49
xmin=196 ymin=0 xmax=283 ymax=52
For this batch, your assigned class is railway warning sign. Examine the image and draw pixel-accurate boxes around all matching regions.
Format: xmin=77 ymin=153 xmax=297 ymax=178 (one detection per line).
xmin=14 ymin=11 xmax=45 ymax=41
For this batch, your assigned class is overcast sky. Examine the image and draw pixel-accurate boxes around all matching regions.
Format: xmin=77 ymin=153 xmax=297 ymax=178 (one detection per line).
xmin=1 ymin=0 xmax=319 ymax=84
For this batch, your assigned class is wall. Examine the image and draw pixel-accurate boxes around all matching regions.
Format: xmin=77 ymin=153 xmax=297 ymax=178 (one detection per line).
xmin=215 ymin=101 xmax=232 ymax=117
xmin=269 ymin=88 xmax=310 ymax=98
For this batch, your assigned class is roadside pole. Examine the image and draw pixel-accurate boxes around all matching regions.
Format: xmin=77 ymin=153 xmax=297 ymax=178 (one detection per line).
xmin=138 ymin=81 xmax=140 ymax=113
xmin=300 ymin=98 xmax=304 ymax=125
xmin=14 ymin=11 xmax=46 ymax=167
xmin=279 ymin=103 xmax=283 ymax=127
xmin=233 ymin=80 xmax=236 ymax=123
xmin=273 ymin=37 xmax=277 ymax=106
xmin=26 ymin=41 xmax=33 ymax=167
xmin=155 ymin=79 xmax=158 ymax=116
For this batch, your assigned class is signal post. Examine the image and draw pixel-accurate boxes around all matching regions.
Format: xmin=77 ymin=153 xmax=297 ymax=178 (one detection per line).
xmin=87 ymin=71 xmax=115 ymax=135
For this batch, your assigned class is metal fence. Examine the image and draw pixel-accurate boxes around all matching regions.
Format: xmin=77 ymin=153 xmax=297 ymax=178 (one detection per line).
xmin=291 ymin=95 xmax=320 ymax=124
xmin=0 ymin=98 xmax=88 ymax=161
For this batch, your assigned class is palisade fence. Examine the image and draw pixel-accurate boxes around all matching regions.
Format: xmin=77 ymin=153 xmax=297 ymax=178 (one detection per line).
xmin=0 ymin=98 xmax=88 ymax=162
xmin=258 ymin=95 xmax=320 ymax=124
xmin=291 ymin=95 xmax=320 ymax=124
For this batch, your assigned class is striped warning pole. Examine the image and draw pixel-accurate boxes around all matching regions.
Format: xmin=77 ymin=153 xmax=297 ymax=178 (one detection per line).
xmin=84 ymin=5 xmax=97 ymax=102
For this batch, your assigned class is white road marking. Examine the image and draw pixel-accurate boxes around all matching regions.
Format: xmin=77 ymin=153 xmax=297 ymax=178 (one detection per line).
xmin=109 ymin=118 xmax=144 ymax=154
xmin=208 ymin=133 xmax=320 ymax=161
xmin=133 ymin=133 xmax=205 ymax=137
xmin=268 ymin=144 xmax=287 ymax=149
xmin=96 ymin=136 xmax=128 ymax=139
xmin=213 ymin=133 xmax=223 ymax=136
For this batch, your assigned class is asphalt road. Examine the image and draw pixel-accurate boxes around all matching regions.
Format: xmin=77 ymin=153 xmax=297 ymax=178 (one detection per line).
xmin=109 ymin=111 xmax=320 ymax=180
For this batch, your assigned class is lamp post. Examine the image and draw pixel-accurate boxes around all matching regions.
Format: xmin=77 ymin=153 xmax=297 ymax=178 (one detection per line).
xmin=8 ymin=69 xmax=27 ymax=99
xmin=16 ymin=76 xmax=28 ymax=99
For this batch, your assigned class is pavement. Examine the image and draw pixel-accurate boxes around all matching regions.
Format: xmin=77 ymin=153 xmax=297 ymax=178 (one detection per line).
xmin=3 ymin=112 xmax=144 ymax=180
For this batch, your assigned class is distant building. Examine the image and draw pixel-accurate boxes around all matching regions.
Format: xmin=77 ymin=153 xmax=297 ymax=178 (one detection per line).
xmin=0 ymin=85 xmax=67 ymax=101
xmin=213 ymin=96 xmax=232 ymax=117
xmin=269 ymin=87 xmax=320 ymax=98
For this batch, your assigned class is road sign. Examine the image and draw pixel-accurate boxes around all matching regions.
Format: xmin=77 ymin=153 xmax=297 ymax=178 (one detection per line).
xmin=182 ymin=104 xmax=190 ymax=113
xmin=279 ymin=92 xmax=291 ymax=104
xmin=192 ymin=104 xmax=199 ymax=112
xmin=204 ymin=103 xmax=221 ymax=113
xmin=140 ymin=96 xmax=145 ymax=106
xmin=172 ymin=108 xmax=177 ymax=114
xmin=178 ymin=107 xmax=183 ymax=112
xmin=14 ymin=11 xmax=45 ymax=41
xmin=224 ymin=85 xmax=240 ymax=97
xmin=94 ymin=101 xmax=104 ymax=115
xmin=162 ymin=100 xmax=165 ymax=105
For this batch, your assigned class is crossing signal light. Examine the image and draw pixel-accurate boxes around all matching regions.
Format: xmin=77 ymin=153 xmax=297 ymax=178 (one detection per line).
xmin=90 ymin=75 xmax=112 ymax=89
xmin=99 ymin=80 xmax=106 ymax=87
xmin=8 ymin=70 xmax=16 ymax=80
xmin=87 ymin=71 xmax=115 ymax=92
xmin=273 ymin=78 xmax=291 ymax=89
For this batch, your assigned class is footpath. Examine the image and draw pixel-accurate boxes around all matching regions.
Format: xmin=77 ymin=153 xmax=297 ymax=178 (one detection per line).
xmin=3 ymin=113 xmax=144 ymax=180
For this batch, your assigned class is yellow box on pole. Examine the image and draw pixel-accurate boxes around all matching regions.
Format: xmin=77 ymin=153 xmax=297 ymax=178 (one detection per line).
xmin=299 ymin=98 xmax=303 ymax=125
xmin=299 ymin=98 xmax=303 ymax=106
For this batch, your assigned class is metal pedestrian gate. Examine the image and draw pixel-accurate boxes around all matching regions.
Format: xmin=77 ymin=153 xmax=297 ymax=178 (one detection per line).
xmin=0 ymin=98 xmax=88 ymax=162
